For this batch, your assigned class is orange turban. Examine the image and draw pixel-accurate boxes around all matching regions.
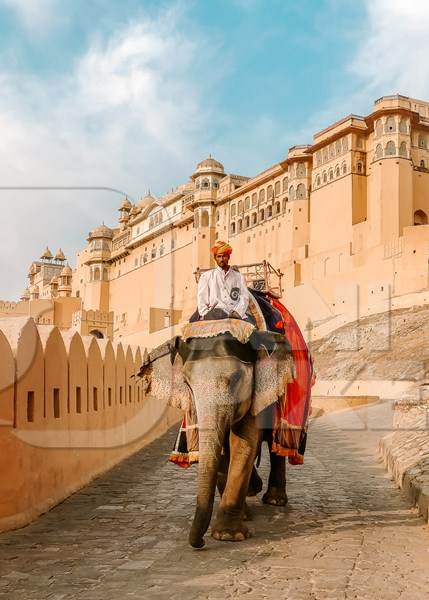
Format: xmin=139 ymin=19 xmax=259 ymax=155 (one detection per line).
xmin=211 ymin=240 xmax=232 ymax=256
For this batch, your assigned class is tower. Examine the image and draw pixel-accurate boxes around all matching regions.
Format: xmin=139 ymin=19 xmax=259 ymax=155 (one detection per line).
xmin=83 ymin=225 xmax=113 ymax=310
xmin=190 ymin=156 xmax=225 ymax=270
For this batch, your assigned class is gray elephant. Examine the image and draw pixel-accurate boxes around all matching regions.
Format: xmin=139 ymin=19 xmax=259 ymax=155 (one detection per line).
xmin=139 ymin=324 xmax=294 ymax=549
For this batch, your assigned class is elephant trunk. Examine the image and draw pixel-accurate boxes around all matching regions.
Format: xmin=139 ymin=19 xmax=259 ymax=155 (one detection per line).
xmin=188 ymin=423 xmax=226 ymax=548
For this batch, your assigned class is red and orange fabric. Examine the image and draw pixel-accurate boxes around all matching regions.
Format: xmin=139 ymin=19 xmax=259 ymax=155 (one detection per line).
xmin=269 ymin=296 xmax=315 ymax=465
xmin=211 ymin=240 xmax=232 ymax=256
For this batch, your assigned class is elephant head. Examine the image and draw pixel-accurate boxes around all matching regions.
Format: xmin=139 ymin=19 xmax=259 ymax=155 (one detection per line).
xmin=139 ymin=338 xmax=192 ymax=412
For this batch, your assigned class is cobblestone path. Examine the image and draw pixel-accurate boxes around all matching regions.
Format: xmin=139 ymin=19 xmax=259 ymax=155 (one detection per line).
xmin=1 ymin=402 xmax=428 ymax=600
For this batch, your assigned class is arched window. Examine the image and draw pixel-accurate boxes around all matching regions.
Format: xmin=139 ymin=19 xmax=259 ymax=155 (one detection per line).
xmin=231 ymin=204 xmax=236 ymax=217
xmin=238 ymin=200 xmax=243 ymax=214
xmin=399 ymin=118 xmax=408 ymax=134
xmin=316 ymin=175 xmax=321 ymax=187
xmin=237 ymin=219 xmax=242 ymax=232
xmin=342 ymin=137 xmax=349 ymax=152
xmin=143 ymin=253 xmax=148 ymax=263
xmin=342 ymin=162 xmax=347 ymax=175
xmin=385 ymin=116 xmax=396 ymax=133
xmin=230 ymin=222 xmax=236 ymax=235
xmin=244 ymin=196 xmax=250 ymax=210
xmin=245 ymin=215 xmax=250 ymax=228
xmin=259 ymin=189 xmax=265 ymax=203
xmin=151 ymin=247 xmax=157 ymax=259
xmin=385 ymin=141 xmax=396 ymax=156
xmin=420 ymin=159 xmax=426 ymax=168
xmin=375 ymin=119 xmax=383 ymax=137
xmin=418 ymin=134 xmax=427 ymax=149
xmin=251 ymin=212 xmax=257 ymax=225
xmin=296 ymin=163 xmax=306 ymax=177
xmin=103 ymin=268 xmax=108 ymax=281
xmin=296 ymin=183 xmax=306 ymax=199
xmin=274 ymin=181 xmax=280 ymax=196
xmin=282 ymin=177 xmax=288 ymax=192
xmin=329 ymin=168 xmax=334 ymax=181
xmin=335 ymin=165 xmax=340 ymax=177
xmin=160 ymin=245 xmax=165 ymax=256
xmin=289 ymin=185 xmax=295 ymax=201
xmin=274 ymin=201 xmax=280 ymax=214
xmin=414 ymin=209 xmax=428 ymax=225
xmin=194 ymin=211 xmax=200 ymax=228
xmin=251 ymin=193 xmax=257 ymax=207
xmin=335 ymin=140 xmax=342 ymax=155
xmin=94 ymin=267 xmax=100 ymax=281
xmin=201 ymin=178 xmax=210 ymax=189
xmin=282 ymin=198 xmax=287 ymax=211
xmin=267 ymin=185 xmax=274 ymax=200
xmin=323 ymin=171 xmax=327 ymax=183
xmin=266 ymin=205 xmax=272 ymax=218
xmin=399 ymin=142 xmax=408 ymax=157
xmin=201 ymin=210 xmax=209 ymax=227
xmin=374 ymin=144 xmax=383 ymax=159
xmin=328 ymin=144 xmax=334 ymax=159
xmin=259 ymin=208 xmax=265 ymax=222
xmin=357 ymin=161 xmax=363 ymax=174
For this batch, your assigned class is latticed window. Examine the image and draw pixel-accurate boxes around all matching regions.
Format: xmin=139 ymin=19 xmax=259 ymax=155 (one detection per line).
xmin=274 ymin=181 xmax=280 ymax=196
xmin=374 ymin=144 xmax=383 ymax=159
xmin=251 ymin=193 xmax=257 ymax=207
xmin=385 ymin=141 xmax=396 ymax=156
xmin=231 ymin=204 xmax=236 ymax=217
xmin=296 ymin=183 xmax=306 ymax=199
xmin=385 ymin=116 xmax=396 ymax=133
xmin=399 ymin=142 xmax=407 ymax=157
xmin=244 ymin=196 xmax=250 ymax=210
xmin=267 ymin=185 xmax=273 ymax=200
xmin=282 ymin=177 xmax=288 ymax=192
xmin=289 ymin=186 xmax=295 ymax=201
xmin=375 ymin=119 xmax=383 ymax=137
xmin=296 ymin=163 xmax=306 ymax=177
xmin=259 ymin=189 xmax=265 ymax=203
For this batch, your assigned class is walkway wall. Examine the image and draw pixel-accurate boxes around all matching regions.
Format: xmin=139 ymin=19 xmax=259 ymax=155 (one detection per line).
xmin=0 ymin=317 xmax=180 ymax=533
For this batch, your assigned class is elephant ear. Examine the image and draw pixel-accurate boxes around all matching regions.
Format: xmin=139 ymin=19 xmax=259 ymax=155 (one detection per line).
xmin=251 ymin=341 xmax=294 ymax=416
xmin=150 ymin=350 xmax=192 ymax=412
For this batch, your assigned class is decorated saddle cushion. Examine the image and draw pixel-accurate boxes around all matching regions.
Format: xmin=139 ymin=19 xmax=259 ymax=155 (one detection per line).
xmin=181 ymin=318 xmax=255 ymax=344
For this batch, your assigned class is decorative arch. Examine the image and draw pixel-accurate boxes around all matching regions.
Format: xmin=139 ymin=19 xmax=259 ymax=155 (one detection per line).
xmin=385 ymin=116 xmax=396 ymax=133
xmin=94 ymin=267 xmax=101 ymax=281
xmin=296 ymin=163 xmax=306 ymax=177
xmin=414 ymin=209 xmax=428 ymax=225
xmin=267 ymin=185 xmax=273 ymax=200
xmin=399 ymin=118 xmax=408 ymax=134
xmin=375 ymin=119 xmax=383 ymax=137
xmin=374 ymin=144 xmax=383 ymax=159
xmin=259 ymin=189 xmax=265 ymax=203
xmin=230 ymin=222 xmax=236 ymax=235
xmin=385 ymin=141 xmax=396 ymax=156
xmin=201 ymin=210 xmax=209 ymax=227
xmin=399 ymin=142 xmax=408 ymax=157
xmin=296 ymin=183 xmax=306 ymax=199
xmin=289 ymin=185 xmax=295 ymax=201
xmin=335 ymin=165 xmax=340 ymax=177
xmin=89 ymin=329 xmax=104 ymax=339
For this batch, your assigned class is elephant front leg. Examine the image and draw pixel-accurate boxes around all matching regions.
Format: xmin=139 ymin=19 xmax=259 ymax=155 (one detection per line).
xmin=212 ymin=413 xmax=260 ymax=542
xmin=262 ymin=446 xmax=288 ymax=506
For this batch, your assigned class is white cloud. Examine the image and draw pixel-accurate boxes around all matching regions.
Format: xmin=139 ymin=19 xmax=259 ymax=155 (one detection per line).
xmin=350 ymin=0 xmax=429 ymax=100
xmin=0 ymin=8 xmax=216 ymax=299
xmin=0 ymin=0 xmax=59 ymax=30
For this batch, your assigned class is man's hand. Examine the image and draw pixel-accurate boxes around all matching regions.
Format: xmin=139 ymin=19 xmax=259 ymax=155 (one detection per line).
xmin=229 ymin=310 xmax=241 ymax=320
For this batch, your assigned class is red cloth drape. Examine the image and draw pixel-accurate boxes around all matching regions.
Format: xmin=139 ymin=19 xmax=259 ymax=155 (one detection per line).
xmin=270 ymin=297 xmax=315 ymax=464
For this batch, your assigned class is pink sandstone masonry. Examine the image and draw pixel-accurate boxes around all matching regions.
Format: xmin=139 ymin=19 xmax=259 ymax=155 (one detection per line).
xmin=0 ymin=316 xmax=180 ymax=533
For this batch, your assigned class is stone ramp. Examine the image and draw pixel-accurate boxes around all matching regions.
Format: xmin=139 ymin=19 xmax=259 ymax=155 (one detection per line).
xmin=0 ymin=402 xmax=428 ymax=600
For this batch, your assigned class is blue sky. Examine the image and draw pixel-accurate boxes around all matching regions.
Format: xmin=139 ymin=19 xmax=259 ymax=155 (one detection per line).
xmin=0 ymin=0 xmax=428 ymax=299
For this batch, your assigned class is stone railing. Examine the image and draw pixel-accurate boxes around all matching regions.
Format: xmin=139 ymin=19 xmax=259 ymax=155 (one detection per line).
xmin=0 ymin=316 xmax=180 ymax=532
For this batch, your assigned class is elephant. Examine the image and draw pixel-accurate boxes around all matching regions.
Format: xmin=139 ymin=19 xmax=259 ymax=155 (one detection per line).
xmin=139 ymin=323 xmax=294 ymax=548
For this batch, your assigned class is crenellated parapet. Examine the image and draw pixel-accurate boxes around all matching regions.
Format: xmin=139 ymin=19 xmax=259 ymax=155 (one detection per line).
xmin=0 ymin=316 xmax=180 ymax=532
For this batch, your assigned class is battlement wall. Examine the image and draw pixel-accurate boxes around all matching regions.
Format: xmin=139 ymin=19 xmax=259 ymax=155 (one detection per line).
xmin=0 ymin=317 xmax=180 ymax=532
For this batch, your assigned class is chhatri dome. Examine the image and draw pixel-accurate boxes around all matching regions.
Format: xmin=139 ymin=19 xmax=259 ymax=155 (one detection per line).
xmin=192 ymin=155 xmax=225 ymax=178
xmin=138 ymin=191 xmax=156 ymax=210
xmin=60 ymin=265 xmax=73 ymax=277
xmin=40 ymin=246 xmax=53 ymax=260
xmin=88 ymin=224 xmax=114 ymax=239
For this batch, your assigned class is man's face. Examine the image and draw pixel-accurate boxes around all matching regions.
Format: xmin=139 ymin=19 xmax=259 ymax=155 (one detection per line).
xmin=215 ymin=251 xmax=230 ymax=269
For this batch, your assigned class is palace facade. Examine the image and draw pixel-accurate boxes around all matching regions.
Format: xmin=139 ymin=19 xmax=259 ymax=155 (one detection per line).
xmin=5 ymin=94 xmax=429 ymax=347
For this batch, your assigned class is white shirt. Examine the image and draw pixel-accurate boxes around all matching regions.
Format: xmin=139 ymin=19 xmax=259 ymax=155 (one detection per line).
xmin=197 ymin=266 xmax=250 ymax=319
